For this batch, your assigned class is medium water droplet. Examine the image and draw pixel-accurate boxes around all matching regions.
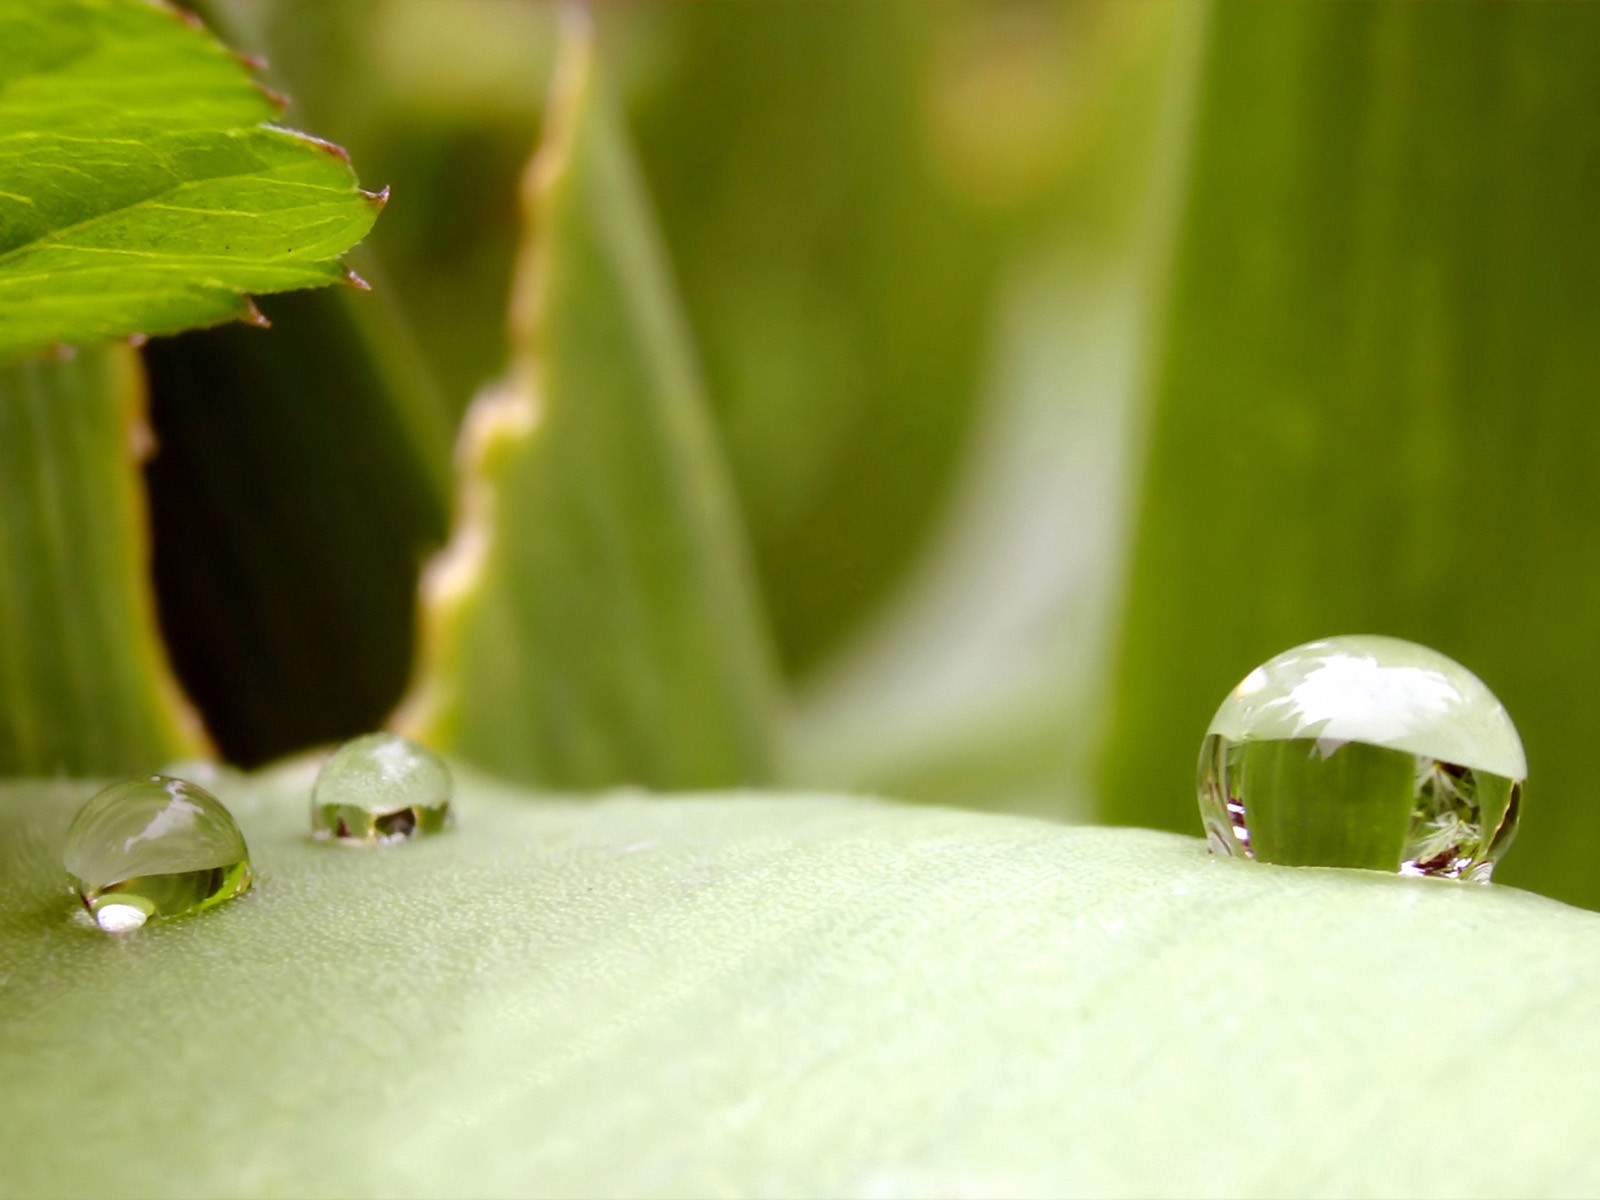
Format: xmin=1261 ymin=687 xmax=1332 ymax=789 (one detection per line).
xmin=1198 ymin=635 xmax=1525 ymax=881
xmin=63 ymin=776 xmax=252 ymax=931
xmin=311 ymin=733 xmax=453 ymax=845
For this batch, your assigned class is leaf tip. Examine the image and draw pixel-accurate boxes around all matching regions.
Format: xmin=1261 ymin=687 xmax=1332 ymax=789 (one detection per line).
xmin=253 ymin=81 xmax=291 ymax=113
xmin=240 ymin=298 xmax=272 ymax=330
xmin=293 ymin=132 xmax=353 ymax=166
xmin=364 ymin=186 xmax=391 ymax=209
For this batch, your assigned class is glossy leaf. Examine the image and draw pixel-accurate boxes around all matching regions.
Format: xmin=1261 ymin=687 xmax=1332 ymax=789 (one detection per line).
xmin=398 ymin=24 xmax=778 ymax=789
xmin=0 ymin=345 xmax=206 ymax=774
xmin=5 ymin=768 xmax=1600 ymax=1195
xmin=1100 ymin=2 xmax=1600 ymax=908
xmin=0 ymin=0 xmax=381 ymax=361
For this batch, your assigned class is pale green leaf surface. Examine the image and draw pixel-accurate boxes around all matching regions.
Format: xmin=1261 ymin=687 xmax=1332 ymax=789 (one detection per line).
xmin=3 ymin=768 xmax=1600 ymax=1197
xmin=0 ymin=345 xmax=206 ymax=775
xmin=0 ymin=0 xmax=381 ymax=361
xmin=400 ymin=26 xmax=778 ymax=790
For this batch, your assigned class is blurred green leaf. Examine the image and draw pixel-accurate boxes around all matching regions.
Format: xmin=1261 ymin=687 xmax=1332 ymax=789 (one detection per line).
xmin=784 ymin=3 xmax=1197 ymax=816
xmin=626 ymin=3 xmax=1008 ymax=676
xmin=0 ymin=345 xmax=205 ymax=774
xmin=1100 ymin=3 xmax=1600 ymax=908
xmin=0 ymin=0 xmax=382 ymax=362
xmin=6 ymin=768 xmax=1600 ymax=1196
xmin=399 ymin=25 xmax=778 ymax=790
xmin=140 ymin=286 xmax=451 ymax=766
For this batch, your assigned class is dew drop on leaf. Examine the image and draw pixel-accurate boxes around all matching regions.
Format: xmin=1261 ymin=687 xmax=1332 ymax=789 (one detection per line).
xmin=311 ymin=733 xmax=453 ymax=845
xmin=1197 ymin=635 xmax=1525 ymax=881
xmin=62 ymin=776 xmax=253 ymax=931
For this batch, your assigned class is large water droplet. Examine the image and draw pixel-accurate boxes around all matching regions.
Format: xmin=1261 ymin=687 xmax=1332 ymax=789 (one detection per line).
xmin=1198 ymin=635 xmax=1525 ymax=881
xmin=63 ymin=775 xmax=252 ymax=931
xmin=311 ymin=733 xmax=453 ymax=844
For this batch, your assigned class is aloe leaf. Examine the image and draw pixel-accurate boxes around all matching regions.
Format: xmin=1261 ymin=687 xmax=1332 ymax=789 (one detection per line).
xmin=0 ymin=0 xmax=381 ymax=361
xmin=1100 ymin=3 xmax=1600 ymax=908
xmin=5 ymin=767 xmax=1600 ymax=1196
xmin=0 ymin=345 xmax=206 ymax=774
xmin=398 ymin=23 xmax=778 ymax=790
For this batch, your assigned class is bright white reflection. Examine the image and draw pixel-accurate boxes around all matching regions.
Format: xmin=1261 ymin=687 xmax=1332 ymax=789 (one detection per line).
xmin=94 ymin=903 xmax=149 ymax=933
xmin=1264 ymin=652 xmax=1460 ymax=741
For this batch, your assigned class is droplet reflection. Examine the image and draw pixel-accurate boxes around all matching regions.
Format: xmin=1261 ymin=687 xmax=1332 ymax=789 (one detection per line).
xmin=311 ymin=732 xmax=453 ymax=845
xmin=63 ymin=775 xmax=252 ymax=931
xmin=1198 ymin=636 xmax=1525 ymax=881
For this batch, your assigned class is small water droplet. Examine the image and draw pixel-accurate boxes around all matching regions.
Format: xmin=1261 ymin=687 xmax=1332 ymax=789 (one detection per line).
xmin=63 ymin=776 xmax=252 ymax=931
xmin=1197 ymin=635 xmax=1525 ymax=881
xmin=311 ymin=733 xmax=453 ymax=845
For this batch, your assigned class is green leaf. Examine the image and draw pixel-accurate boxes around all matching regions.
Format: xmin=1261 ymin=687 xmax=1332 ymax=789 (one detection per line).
xmin=399 ymin=24 xmax=779 ymax=790
xmin=0 ymin=0 xmax=382 ymax=362
xmin=1100 ymin=3 xmax=1600 ymax=908
xmin=785 ymin=5 xmax=1198 ymax=816
xmin=6 ymin=769 xmax=1600 ymax=1195
xmin=0 ymin=345 xmax=206 ymax=774
xmin=628 ymin=4 xmax=1007 ymax=676
xmin=197 ymin=0 xmax=558 ymax=415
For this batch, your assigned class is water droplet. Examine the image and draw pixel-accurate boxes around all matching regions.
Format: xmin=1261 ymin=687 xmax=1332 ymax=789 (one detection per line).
xmin=1198 ymin=635 xmax=1525 ymax=881
xmin=311 ymin=733 xmax=453 ymax=845
xmin=63 ymin=776 xmax=253 ymax=931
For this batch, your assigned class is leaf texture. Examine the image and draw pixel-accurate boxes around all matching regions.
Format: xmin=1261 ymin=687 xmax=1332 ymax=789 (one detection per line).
xmin=4 ymin=768 xmax=1600 ymax=1196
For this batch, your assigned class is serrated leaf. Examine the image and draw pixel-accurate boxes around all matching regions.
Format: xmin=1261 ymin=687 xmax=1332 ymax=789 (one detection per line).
xmin=194 ymin=0 xmax=557 ymax=416
xmin=0 ymin=0 xmax=381 ymax=362
xmin=4 ymin=768 xmax=1600 ymax=1196
xmin=1099 ymin=3 xmax=1600 ymax=910
xmin=0 ymin=345 xmax=206 ymax=774
xmin=398 ymin=24 xmax=778 ymax=790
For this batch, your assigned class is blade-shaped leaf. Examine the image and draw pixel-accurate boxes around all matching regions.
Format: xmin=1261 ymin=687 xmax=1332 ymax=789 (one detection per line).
xmin=398 ymin=23 xmax=778 ymax=790
xmin=0 ymin=0 xmax=382 ymax=361
xmin=1100 ymin=3 xmax=1600 ymax=908
xmin=0 ymin=345 xmax=206 ymax=774
xmin=4 ymin=768 xmax=1600 ymax=1195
